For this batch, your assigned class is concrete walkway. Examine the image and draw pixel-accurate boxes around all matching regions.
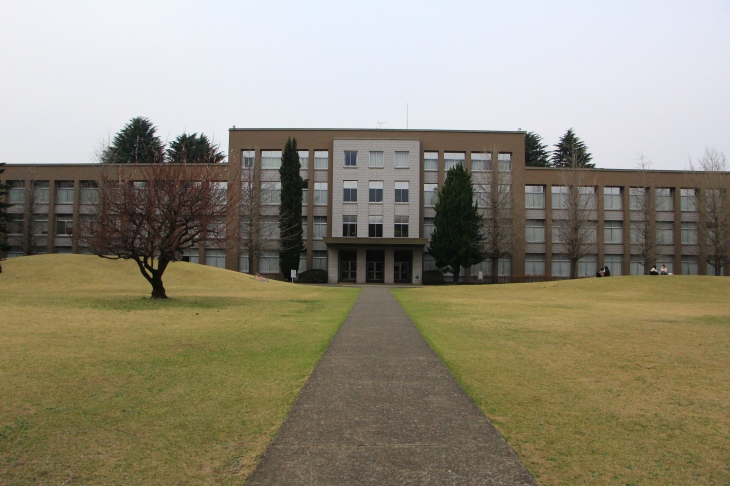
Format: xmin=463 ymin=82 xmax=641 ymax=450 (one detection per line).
xmin=247 ymin=287 xmax=536 ymax=485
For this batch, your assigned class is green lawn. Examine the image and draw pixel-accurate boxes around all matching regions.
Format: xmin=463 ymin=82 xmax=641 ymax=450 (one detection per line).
xmin=0 ymin=255 xmax=359 ymax=484
xmin=393 ymin=277 xmax=730 ymax=485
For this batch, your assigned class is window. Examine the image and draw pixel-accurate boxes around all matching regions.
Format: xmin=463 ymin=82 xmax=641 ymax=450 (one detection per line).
xmin=345 ymin=151 xmax=357 ymax=167
xmin=261 ymin=218 xmax=280 ymax=240
xmin=314 ymin=150 xmax=328 ymax=170
xmin=182 ymin=248 xmax=200 ymax=264
xmin=302 ymin=188 xmax=308 ymax=205
xmin=655 ymin=188 xmax=673 ymax=211
xmin=579 ymin=186 xmax=597 ymax=210
xmin=630 ymin=187 xmax=646 ymax=210
xmin=552 ymin=254 xmax=570 ymax=277
xmin=656 ymin=221 xmax=674 ymax=245
xmin=424 ymin=217 xmax=435 ymax=239
xmin=424 ymin=151 xmax=438 ymax=171
xmin=682 ymin=255 xmax=698 ymax=275
xmin=33 ymin=214 xmax=48 ymax=235
xmin=630 ymin=221 xmax=646 ymax=245
xmin=261 ymin=150 xmax=282 ymax=170
xmin=525 ymin=219 xmax=545 ymax=243
xmin=681 ymin=222 xmax=698 ymax=245
xmin=552 ymin=186 xmax=567 ymax=209
xmin=444 ymin=152 xmax=465 ymax=171
xmin=681 ymin=188 xmax=697 ymax=212
xmin=7 ymin=214 xmax=23 ymax=235
xmin=313 ymin=182 xmax=327 ymax=205
xmin=369 ymin=151 xmax=384 ymax=168
xmin=242 ymin=150 xmax=255 ymax=168
xmin=261 ymin=181 xmax=282 ymax=205
xmin=298 ymin=253 xmax=307 ymax=273
xmin=498 ymin=153 xmax=512 ymax=172
xmin=205 ymin=249 xmax=226 ymax=268
xmin=577 ymin=255 xmax=597 ymax=277
xmin=394 ymin=215 xmax=409 ymax=237
xmin=302 ymin=217 xmax=307 ymax=240
xmin=55 ymin=215 xmax=73 ymax=236
xmin=474 ymin=187 xmax=486 ymax=208
xmin=343 ymin=181 xmax=357 ymax=202
xmin=423 ymin=253 xmax=438 ymax=272
xmin=369 ymin=181 xmax=383 ymax=203
xmin=707 ymin=259 xmax=727 ymax=276
xmin=298 ymin=150 xmax=309 ymax=170
xmin=313 ymin=250 xmax=327 ymax=270
xmin=604 ymin=254 xmax=623 ymax=276
xmin=8 ymin=181 xmax=24 ymax=204
xmin=313 ymin=216 xmax=327 ymax=239
xmin=604 ymin=186 xmax=622 ymax=210
xmin=238 ymin=254 xmax=250 ymax=273
xmin=604 ymin=220 xmax=623 ymax=244
xmin=368 ymin=215 xmax=383 ymax=237
xmin=33 ymin=182 xmax=50 ymax=204
xmin=258 ymin=251 xmax=279 ymax=273
xmin=56 ymin=181 xmax=74 ymax=204
xmin=525 ymin=254 xmax=545 ymax=276
xmin=472 ymin=256 xmax=511 ymax=276
xmin=525 ymin=185 xmax=545 ymax=209
xmin=630 ymin=255 xmax=645 ymax=275
xmin=342 ymin=215 xmax=357 ymax=237
xmin=471 ymin=153 xmax=488 ymax=172
xmin=395 ymin=151 xmax=409 ymax=168
xmin=395 ymin=182 xmax=409 ymax=203
xmin=80 ymin=181 xmax=98 ymax=204
xmin=424 ymin=183 xmax=438 ymax=206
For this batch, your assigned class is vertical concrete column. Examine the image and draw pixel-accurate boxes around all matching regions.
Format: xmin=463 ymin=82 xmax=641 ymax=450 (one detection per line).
xmin=384 ymin=248 xmax=394 ymax=284
xmin=412 ymin=248 xmax=423 ymax=284
xmin=327 ymin=247 xmax=339 ymax=283
xmin=356 ymin=248 xmax=366 ymax=284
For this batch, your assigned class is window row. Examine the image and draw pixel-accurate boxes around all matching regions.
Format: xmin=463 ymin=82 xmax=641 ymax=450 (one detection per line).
xmin=341 ymin=215 xmax=410 ymax=238
xmin=525 ymin=186 xmax=700 ymax=212
xmin=5 ymin=181 xmax=99 ymax=205
xmin=343 ymin=150 xmax=410 ymax=168
xmin=424 ymin=152 xmax=512 ymax=172
xmin=525 ymin=220 xmax=700 ymax=246
xmin=342 ymin=181 xmax=409 ymax=203
xmin=242 ymin=150 xmax=328 ymax=170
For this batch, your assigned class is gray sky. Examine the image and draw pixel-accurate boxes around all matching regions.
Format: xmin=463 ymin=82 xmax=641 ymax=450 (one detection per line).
xmin=1 ymin=0 xmax=728 ymax=170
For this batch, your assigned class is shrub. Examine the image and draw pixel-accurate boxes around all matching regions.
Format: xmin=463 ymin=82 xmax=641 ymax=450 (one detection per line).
xmin=297 ymin=269 xmax=328 ymax=284
xmin=422 ymin=270 xmax=445 ymax=285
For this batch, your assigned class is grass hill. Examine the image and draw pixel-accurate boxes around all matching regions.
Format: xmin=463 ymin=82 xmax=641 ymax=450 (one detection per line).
xmin=0 ymin=255 xmax=359 ymax=485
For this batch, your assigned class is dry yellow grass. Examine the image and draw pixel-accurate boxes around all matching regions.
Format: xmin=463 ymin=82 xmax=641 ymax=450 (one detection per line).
xmin=393 ymin=277 xmax=730 ymax=485
xmin=0 ymin=254 xmax=359 ymax=484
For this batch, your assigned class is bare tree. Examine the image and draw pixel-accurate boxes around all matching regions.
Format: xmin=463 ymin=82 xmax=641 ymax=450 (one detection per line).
xmin=473 ymin=147 xmax=515 ymax=283
xmin=81 ymin=163 xmax=231 ymax=298
xmin=552 ymin=152 xmax=597 ymax=279
xmin=630 ymin=155 xmax=659 ymax=274
xmin=690 ymin=147 xmax=730 ymax=276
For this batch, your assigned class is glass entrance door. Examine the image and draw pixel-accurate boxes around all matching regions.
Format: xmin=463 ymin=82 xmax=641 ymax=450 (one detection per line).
xmin=339 ymin=250 xmax=357 ymax=282
xmin=366 ymin=250 xmax=385 ymax=283
xmin=394 ymin=250 xmax=412 ymax=283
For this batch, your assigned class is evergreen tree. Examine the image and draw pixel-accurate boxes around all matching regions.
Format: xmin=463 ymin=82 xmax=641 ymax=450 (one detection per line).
xmin=525 ymin=132 xmax=550 ymax=167
xmin=102 ymin=117 xmax=165 ymax=164
xmin=278 ymin=137 xmax=305 ymax=280
xmin=0 ymin=163 xmax=10 ymax=254
xmin=428 ymin=164 xmax=485 ymax=283
xmin=167 ymin=133 xmax=226 ymax=164
xmin=551 ymin=128 xmax=594 ymax=168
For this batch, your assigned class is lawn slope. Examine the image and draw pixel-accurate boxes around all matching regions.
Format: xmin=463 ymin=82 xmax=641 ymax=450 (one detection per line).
xmin=393 ymin=277 xmax=730 ymax=485
xmin=0 ymin=254 xmax=359 ymax=484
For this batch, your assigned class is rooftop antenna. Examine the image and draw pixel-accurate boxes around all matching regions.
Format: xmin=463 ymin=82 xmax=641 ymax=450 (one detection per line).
xmin=377 ymin=121 xmax=387 ymax=129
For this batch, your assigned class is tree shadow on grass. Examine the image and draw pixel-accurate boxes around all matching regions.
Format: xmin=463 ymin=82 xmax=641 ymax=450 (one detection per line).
xmin=79 ymin=296 xmax=249 ymax=311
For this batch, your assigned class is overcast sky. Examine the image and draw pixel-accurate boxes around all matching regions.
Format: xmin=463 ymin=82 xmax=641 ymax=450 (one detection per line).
xmin=1 ymin=1 xmax=728 ymax=170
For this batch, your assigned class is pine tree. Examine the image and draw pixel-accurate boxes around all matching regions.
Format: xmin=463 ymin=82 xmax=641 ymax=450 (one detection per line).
xmin=525 ymin=132 xmax=550 ymax=167
xmin=0 ymin=163 xmax=11 ymax=254
xmin=167 ymin=133 xmax=225 ymax=164
xmin=278 ymin=137 xmax=305 ymax=280
xmin=428 ymin=164 xmax=485 ymax=283
xmin=551 ymin=128 xmax=594 ymax=168
xmin=102 ymin=117 xmax=165 ymax=164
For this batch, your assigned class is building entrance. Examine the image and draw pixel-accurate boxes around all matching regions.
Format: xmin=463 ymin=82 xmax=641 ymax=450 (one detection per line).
xmin=339 ymin=250 xmax=357 ymax=282
xmin=394 ymin=250 xmax=412 ymax=283
xmin=366 ymin=250 xmax=385 ymax=283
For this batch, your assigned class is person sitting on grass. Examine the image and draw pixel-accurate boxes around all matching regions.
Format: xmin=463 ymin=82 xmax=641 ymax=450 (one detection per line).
xmin=650 ymin=265 xmax=659 ymax=275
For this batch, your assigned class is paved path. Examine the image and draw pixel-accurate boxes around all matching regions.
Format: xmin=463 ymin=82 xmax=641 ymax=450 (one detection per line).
xmin=247 ymin=287 xmax=536 ymax=485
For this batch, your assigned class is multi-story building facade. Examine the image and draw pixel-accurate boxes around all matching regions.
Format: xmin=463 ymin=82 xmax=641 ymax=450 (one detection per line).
xmin=1 ymin=128 xmax=727 ymax=281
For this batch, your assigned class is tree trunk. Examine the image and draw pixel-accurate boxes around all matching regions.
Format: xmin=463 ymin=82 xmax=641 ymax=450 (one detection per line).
xmin=714 ymin=256 xmax=722 ymax=276
xmin=150 ymin=273 xmax=167 ymax=299
xmin=570 ymin=258 xmax=578 ymax=279
xmin=491 ymin=257 xmax=499 ymax=284
xmin=452 ymin=265 xmax=460 ymax=283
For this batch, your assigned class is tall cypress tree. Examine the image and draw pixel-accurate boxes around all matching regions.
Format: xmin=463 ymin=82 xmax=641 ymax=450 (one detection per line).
xmin=278 ymin=137 xmax=305 ymax=280
xmin=428 ymin=164 xmax=485 ymax=283
xmin=0 ymin=163 xmax=10 ymax=254
xmin=102 ymin=117 xmax=165 ymax=164
xmin=551 ymin=128 xmax=594 ymax=168
xmin=525 ymin=132 xmax=550 ymax=167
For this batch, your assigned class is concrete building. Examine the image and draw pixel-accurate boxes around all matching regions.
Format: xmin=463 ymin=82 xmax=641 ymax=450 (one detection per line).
xmin=1 ymin=128 xmax=727 ymax=280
